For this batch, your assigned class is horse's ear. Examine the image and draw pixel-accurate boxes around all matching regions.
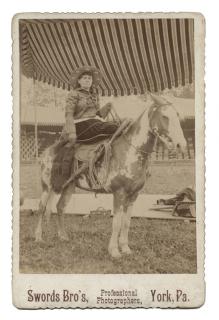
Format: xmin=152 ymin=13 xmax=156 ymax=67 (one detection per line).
xmin=178 ymin=111 xmax=185 ymax=122
xmin=150 ymin=93 xmax=170 ymax=106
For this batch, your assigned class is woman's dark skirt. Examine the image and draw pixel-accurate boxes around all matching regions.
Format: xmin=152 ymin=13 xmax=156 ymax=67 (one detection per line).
xmin=76 ymin=119 xmax=118 ymax=143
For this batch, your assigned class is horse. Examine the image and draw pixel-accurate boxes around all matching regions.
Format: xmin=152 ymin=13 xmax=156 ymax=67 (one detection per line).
xmin=35 ymin=94 xmax=187 ymax=258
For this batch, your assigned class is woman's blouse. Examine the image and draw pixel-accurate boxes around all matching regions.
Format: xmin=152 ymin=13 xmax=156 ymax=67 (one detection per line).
xmin=65 ymin=87 xmax=100 ymax=121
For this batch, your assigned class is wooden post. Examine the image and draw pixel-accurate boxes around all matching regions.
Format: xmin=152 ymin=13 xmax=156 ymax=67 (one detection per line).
xmin=33 ymin=75 xmax=38 ymax=160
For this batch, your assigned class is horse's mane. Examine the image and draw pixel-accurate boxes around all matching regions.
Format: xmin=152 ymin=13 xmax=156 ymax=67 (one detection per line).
xmin=123 ymin=105 xmax=150 ymax=137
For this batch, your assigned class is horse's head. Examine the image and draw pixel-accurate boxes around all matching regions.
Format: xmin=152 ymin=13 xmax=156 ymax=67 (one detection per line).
xmin=148 ymin=94 xmax=187 ymax=151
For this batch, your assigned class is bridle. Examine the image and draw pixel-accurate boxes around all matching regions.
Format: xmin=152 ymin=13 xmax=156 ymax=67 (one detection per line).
xmin=148 ymin=103 xmax=177 ymax=150
xmin=123 ymin=102 xmax=176 ymax=156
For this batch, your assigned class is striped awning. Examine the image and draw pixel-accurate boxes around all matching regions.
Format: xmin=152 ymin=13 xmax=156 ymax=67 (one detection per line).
xmin=20 ymin=18 xmax=194 ymax=96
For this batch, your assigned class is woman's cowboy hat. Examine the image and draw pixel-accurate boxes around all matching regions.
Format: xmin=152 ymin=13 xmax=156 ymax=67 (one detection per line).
xmin=69 ymin=66 xmax=102 ymax=88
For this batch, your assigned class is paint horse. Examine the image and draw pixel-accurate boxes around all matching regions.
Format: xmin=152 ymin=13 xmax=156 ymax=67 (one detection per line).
xmin=35 ymin=95 xmax=187 ymax=258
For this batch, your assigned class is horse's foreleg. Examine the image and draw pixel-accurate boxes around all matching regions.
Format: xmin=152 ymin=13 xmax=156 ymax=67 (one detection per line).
xmin=108 ymin=193 xmax=124 ymax=258
xmin=43 ymin=190 xmax=56 ymax=241
xmin=56 ymin=182 xmax=75 ymax=241
xmin=119 ymin=204 xmax=133 ymax=254
xmin=44 ymin=190 xmax=56 ymax=225
xmin=108 ymin=206 xmax=123 ymax=258
xmin=35 ymin=189 xmax=50 ymax=242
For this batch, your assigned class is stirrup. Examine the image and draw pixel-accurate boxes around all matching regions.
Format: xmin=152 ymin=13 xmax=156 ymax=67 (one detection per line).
xmin=62 ymin=162 xmax=88 ymax=190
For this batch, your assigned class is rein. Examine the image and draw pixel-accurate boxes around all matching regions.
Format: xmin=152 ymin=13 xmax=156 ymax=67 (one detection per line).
xmin=148 ymin=102 xmax=176 ymax=150
xmin=122 ymin=102 xmax=176 ymax=155
xmin=123 ymin=128 xmax=159 ymax=155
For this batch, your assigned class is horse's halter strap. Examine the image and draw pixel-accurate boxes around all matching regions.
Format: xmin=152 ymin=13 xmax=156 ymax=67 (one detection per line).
xmin=121 ymin=103 xmax=169 ymax=156
xmin=148 ymin=103 xmax=176 ymax=150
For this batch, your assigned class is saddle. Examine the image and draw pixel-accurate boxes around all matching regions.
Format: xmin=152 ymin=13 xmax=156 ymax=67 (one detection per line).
xmin=74 ymin=140 xmax=108 ymax=162
xmin=62 ymin=118 xmax=133 ymax=191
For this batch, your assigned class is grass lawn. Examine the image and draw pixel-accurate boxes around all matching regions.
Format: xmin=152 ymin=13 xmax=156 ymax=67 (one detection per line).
xmin=20 ymin=212 xmax=197 ymax=274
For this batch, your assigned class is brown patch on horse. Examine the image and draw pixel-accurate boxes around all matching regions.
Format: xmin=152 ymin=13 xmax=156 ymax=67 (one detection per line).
xmin=50 ymin=144 xmax=75 ymax=193
xmin=110 ymin=174 xmax=145 ymax=199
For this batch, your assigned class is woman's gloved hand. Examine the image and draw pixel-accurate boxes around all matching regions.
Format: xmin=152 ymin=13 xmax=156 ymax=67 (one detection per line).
xmin=97 ymin=102 xmax=112 ymax=119
xmin=68 ymin=132 xmax=77 ymax=146
xmin=63 ymin=116 xmax=77 ymax=146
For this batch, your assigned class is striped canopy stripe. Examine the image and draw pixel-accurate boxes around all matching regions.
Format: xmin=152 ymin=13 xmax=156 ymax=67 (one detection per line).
xmin=20 ymin=18 xmax=194 ymax=96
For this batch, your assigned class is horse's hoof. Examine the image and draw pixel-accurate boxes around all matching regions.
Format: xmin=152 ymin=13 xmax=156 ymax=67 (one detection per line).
xmin=35 ymin=235 xmax=44 ymax=243
xmin=58 ymin=233 xmax=69 ymax=241
xmin=109 ymin=248 xmax=121 ymax=258
xmin=121 ymin=245 xmax=132 ymax=255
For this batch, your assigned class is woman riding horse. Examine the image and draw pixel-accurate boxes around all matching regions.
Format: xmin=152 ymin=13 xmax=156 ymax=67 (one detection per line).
xmin=36 ymin=88 xmax=187 ymax=256
xmin=51 ymin=66 xmax=119 ymax=192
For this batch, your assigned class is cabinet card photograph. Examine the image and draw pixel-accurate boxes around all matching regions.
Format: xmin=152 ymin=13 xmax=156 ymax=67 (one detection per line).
xmin=12 ymin=12 xmax=205 ymax=308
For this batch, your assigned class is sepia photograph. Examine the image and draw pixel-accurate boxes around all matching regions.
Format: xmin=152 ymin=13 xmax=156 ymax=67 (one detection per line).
xmin=19 ymin=16 xmax=196 ymax=273
xmin=13 ymin=12 xmax=204 ymax=308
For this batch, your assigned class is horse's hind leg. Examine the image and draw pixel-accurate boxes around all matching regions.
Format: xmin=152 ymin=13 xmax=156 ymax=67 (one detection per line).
xmin=35 ymin=189 xmax=50 ymax=242
xmin=119 ymin=204 xmax=133 ymax=254
xmin=56 ymin=182 xmax=75 ymax=241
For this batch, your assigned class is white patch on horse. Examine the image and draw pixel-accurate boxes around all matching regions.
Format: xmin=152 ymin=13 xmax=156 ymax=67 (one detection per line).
xmin=123 ymin=110 xmax=149 ymax=179
xmin=41 ymin=148 xmax=54 ymax=188
xmin=78 ymin=175 xmax=88 ymax=188
xmin=105 ymin=108 xmax=150 ymax=184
